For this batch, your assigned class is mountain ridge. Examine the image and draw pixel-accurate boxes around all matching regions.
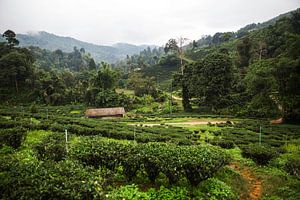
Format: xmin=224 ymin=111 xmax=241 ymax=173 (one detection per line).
xmin=1 ymin=31 xmax=156 ymax=63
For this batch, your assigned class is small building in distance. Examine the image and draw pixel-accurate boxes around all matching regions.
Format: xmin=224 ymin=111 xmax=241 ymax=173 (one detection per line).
xmin=85 ymin=107 xmax=125 ymax=118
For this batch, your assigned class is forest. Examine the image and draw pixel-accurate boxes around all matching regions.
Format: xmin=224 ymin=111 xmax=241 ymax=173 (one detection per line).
xmin=0 ymin=7 xmax=299 ymax=200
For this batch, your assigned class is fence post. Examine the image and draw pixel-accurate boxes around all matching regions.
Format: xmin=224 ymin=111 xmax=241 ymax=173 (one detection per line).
xmin=65 ymin=129 xmax=68 ymax=153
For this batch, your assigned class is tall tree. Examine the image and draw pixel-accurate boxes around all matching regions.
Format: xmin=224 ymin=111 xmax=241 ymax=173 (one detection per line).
xmin=0 ymin=50 xmax=34 ymax=93
xmin=127 ymin=72 xmax=157 ymax=98
xmin=2 ymin=30 xmax=19 ymax=48
xmin=237 ymin=37 xmax=251 ymax=69
xmin=187 ymin=52 xmax=233 ymax=111
xmin=164 ymin=37 xmax=189 ymax=75
xmin=88 ymin=58 xmax=96 ymax=70
xmin=164 ymin=37 xmax=191 ymax=111
xmin=92 ymin=62 xmax=119 ymax=90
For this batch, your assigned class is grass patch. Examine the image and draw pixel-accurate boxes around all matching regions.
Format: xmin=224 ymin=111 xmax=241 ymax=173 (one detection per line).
xmin=116 ymin=89 xmax=135 ymax=95
xmin=70 ymin=110 xmax=81 ymax=114
xmin=1 ymin=116 xmax=11 ymax=120
xmin=214 ymin=166 xmax=247 ymax=199
xmin=257 ymin=166 xmax=300 ymax=200
xmin=23 ymin=130 xmax=53 ymax=147
xmin=30 ymin=117 xmax=40 ymax=124
xmin=226 ymin=147 xmax=255 ymax=166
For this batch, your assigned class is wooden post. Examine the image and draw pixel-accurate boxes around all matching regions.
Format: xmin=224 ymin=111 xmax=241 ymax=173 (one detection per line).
xmin=259 ymin=126 xmax=262 ymax=145
xmin=65 ymin=129 xmax=68 ymax=153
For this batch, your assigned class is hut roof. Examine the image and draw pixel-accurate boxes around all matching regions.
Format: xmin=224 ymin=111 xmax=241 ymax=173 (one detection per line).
xmin=85 ymin=107 xmax=125 ymax=118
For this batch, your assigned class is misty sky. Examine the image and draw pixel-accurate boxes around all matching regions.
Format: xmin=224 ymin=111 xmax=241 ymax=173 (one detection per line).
xmin=0 ymin=0 xmax=299 ymax=46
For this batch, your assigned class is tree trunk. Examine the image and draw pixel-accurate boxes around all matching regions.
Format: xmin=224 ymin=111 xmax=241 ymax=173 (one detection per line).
xmin=15 ymin=76 xmax=19 ymax=94
xmin=180 ymin=54 xmax=183 ymax=75
xmin=182 ymin=83 xmax=192 ymax=111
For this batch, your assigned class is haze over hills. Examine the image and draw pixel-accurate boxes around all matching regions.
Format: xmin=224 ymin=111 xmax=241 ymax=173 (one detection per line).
xmin=194 ymin=8 xmax=300 ymax=48
xmin=0 ymin=31 xmax=156 ymax=63
xmin=0 ymin=8 xmax=298 ymax=64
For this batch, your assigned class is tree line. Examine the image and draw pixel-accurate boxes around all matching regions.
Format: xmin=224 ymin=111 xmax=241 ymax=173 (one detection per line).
xmin=0 ymin=31 xmax=163 ymax=109
xmin=168 ymin=10 xmax=300 ymax=122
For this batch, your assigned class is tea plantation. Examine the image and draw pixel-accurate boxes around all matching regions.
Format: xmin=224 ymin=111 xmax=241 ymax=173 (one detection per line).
xmin=1 ymin=105 xmax=300 ymax=199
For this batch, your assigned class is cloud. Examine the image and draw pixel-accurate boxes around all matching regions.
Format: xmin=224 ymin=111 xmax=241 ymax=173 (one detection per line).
xmin=0 ymin=0 xmax=299 ymax=45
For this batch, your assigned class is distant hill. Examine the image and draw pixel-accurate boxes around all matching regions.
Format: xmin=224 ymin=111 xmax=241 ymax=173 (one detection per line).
xmin=0 ymin=31 xmax=155 ymax=63
xmin=195 ymin=8 xmax=299 ymax=48
xmin=235 ymin=8 xmax=299 ymax=37
xmin=138 ymin=8 xmax=300 ymax=90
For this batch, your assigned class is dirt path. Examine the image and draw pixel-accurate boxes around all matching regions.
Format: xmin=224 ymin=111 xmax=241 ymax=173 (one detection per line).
xmin=130 ymin=121 xmax=227 ymax=127
xmin=229 ymin=163 xmax=262 ymax=200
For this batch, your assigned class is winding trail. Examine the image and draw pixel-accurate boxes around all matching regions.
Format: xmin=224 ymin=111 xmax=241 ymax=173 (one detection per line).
xmin=229 ymin=163 xmax=262 ymax=200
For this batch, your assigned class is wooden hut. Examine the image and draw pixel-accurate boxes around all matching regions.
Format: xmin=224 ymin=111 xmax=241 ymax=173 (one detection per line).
xmin=85 ymin=107 xmax=125 ymax=118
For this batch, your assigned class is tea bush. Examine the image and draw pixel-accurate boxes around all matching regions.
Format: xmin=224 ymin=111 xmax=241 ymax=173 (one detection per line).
xmin=241 ymin=144 xmax=279 ymax=165
xmin=196 ymin=178 xmax=237 ymax=200
xmin=34 ymin=132 xmax=67 ymax=161
xmin=70 ymin=137 xmax=230 ymax=186
xmin=107 ymin=184 xmax=189 ymax=200
xmin=181 ymin=145 xmax=230 ymax=186
xmin=0 ymin=158 xmax=106 ymax=199
xmin=0 ymin=127 xmax=27 ymax=148
xmin=285 ymin=154 xmax=300 ymax=180
xmin=210 ymin=139 xmax=235 ymax=149
xmin=107 ymin=184 xmax=149 ymax=200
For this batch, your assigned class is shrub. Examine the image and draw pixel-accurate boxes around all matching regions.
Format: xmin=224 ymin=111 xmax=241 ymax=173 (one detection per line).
xmin=70 ymin=138 xmax=230 ymax=186
xmin=120 ymin=144 xmax=142 ymax=181
xmin=30 ymin=103 xmax=38 ymax=113
xmin=0 ymin=128 xmax=27 ymax=149
xmin=197 ymin=178 xmax=237 ymax=200
xmin=107 ymin=185 xmax=189 ymax=200
xmin=34 ymin=133 xmax=67 ymax=161
xmin=107 ymin=184 xmax=149 ymax=200
xmin=140 ymin=143 xmax=162 ymax=183
xmin=140 ymin=143 xmax=182 ymax=184
xmin=210 ymin=139 xmax=235 ymax=149
xmin=147 ymin=186 xmax=189 ymax=200
xmin=69 ymin=137 xmax=129 ymax=170
xmin=0 ymin=145 xmax=14 ymax=154
xmin=0 ymin=159 xmax=105 ymax=199
xmin=241 ymin=144 xmax=279 ymax=165
xmin=285 ymin=155 xmax=300 ymax=180
xmin=140 ymin=143 xmax=230 ymax=185
xmin=181 ymin=145 xmax=230 ymax=186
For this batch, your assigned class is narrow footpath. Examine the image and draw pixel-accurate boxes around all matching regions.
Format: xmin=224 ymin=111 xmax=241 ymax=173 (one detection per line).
xmin=229 ymin=163 xmax=262 ymax=200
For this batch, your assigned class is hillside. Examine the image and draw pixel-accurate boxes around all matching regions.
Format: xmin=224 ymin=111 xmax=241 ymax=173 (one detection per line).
xmin=0 ymin=31 xmax=154 ymax=63
xmin=193 ymin=8 xmax=300 ymax=49
xmin=131 ymin=8 xmax=299 ymax=88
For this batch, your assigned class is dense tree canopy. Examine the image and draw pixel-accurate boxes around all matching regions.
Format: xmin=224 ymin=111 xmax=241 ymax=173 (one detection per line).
xmin=0 ymin=9 xmax=299 ymax=122
xmin=182 ymin=52 xmax=233 ymax=111
xmin=2 ymin=30 xmax=19 ymax=47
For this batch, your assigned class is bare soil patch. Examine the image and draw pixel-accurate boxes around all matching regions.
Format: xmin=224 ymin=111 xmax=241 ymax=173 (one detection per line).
xmin=131 ymin=121 xmax=227 ymax=127
xmin=229 ymin=163 xmax=262 ymax=200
